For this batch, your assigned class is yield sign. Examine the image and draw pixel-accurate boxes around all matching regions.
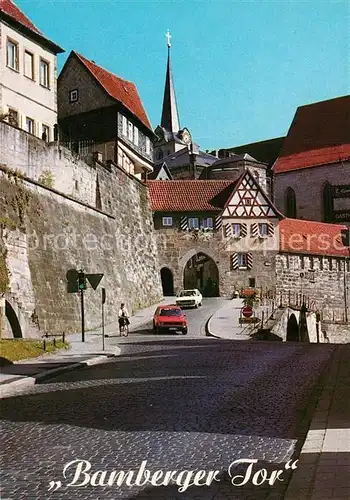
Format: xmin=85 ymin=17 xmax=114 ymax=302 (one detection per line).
xmin=86 ymin=273 xmax=104 ymax=290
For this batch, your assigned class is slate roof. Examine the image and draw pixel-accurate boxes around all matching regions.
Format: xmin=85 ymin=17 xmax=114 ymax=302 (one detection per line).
xmin=147 ymin=180 xmax=236 ymax=212
xmin=156 ymin=147 xmax=218 ymax=169
xmin=147 ymin=163 xmax=173 ymax=180
xmin=0 ymin=0 xmax=64 ymax=53
xmin=217 ymin=137 xmax=285 ymax=166
xmin=274 ymin=96 xmax=350 ymax=174
xmin=73 ymin=52 xmax=152 ymax=131
xmin=279 ymin=218 xmax=349 ymax=257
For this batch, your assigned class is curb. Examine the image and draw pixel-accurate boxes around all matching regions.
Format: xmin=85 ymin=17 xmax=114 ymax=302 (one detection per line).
xmin=282 ymin=345 xmax=340 ymax=500
xmin=0 ymin=352 xmax=119 ymax=398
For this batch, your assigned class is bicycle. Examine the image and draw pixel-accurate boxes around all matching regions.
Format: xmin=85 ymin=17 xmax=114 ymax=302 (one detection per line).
xmin=119 ymin=317 xmax=129 ymax=337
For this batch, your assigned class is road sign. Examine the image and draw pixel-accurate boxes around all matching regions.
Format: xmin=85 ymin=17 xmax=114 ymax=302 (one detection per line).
xmin=242 ymin=305 xmax=253 ymax=318
xmin=86 ymin=273 xmax=104 ymax=290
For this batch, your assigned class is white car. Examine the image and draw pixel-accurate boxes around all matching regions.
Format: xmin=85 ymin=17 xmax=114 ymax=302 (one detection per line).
xmin=176 ymin=289 xmax=203 ymax=308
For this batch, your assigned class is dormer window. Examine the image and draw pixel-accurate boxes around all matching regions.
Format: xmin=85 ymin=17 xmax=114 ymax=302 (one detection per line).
xmin=146 ymin=137 xmax=151 ymax=155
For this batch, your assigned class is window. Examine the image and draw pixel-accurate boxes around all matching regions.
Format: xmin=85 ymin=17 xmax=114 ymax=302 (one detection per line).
xmin=243 ymin=198 xmax=252 ymax=205
xmin=7 ymin=39 xmax=19 ymax=70
xmin=249 ymin=277 xmax=256 ymax=288
xmin=146 ymin=137 xmax=151 ymax=155
xmin=232 ymin=223 xmax=241 ymax=236
xmin=69 ymin=89 xmax=79 ymax=103
xmin=188 ymin=217 xmax=199 ymax=229
xmin=24 ymin=50 xmax=34 ymax=79
xmin=254 ymin=171 xmax=260 ymax=184
xmin=323 ymin=183 xmax=333 ymax=223
xmin=25 ymin=117 xmax=34 ymax=134
xmin=122 ymin=116 xmax=127 ymax=136
xmin=162 ymin=216 xmax=173 ymax=227
xmin=258 ymin=223 xmax=268 ymax=236
xmin=42 ymin=124 xmax=50 ymax=141
xmin=133 ymin=126 xmax=139 ymax=146
xmin=40 ymin=59 xmax=50 ymax=87
xmin=285 ymin=187 xmax=296 ymax=218
xmin=201 ymin=217 xmax=213 ymax=229
xmin=7 ymin=108 xmax=19 ymax=127
xmin=127 ymin=121 xmax=133 ymax=141
xmin=237 ymin=253 xmax=248 ymax=268
xmin=157 ymin=149 xmax=163 ymax=160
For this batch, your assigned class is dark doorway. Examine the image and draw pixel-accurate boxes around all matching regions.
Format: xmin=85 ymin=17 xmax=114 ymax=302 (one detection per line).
xmin=183 ymin=253 xmax=219 ymax=297
xmin=5 ymin=300 xmax=23 ymax=338
xmin=286 ymin=313 xmax=299 ymax=341
xmin=160 ymin=267 xmax=174 ymax=296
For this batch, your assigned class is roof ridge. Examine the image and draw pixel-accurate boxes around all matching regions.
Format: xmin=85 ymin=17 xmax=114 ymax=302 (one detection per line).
xmin=73 ymin=51 xmax=134 ymax=85
xmin=0 ymin=0 xmax=42 ymax=35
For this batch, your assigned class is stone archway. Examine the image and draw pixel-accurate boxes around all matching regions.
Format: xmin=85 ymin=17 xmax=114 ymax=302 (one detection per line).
xmin=183 ymin=252 xmax=219 ymax=297
xmin=160 ymin=267 xmax=174 ymax=296
xmin=286 ymin=313 xmax=299 ymax=341
xmin=5 ymin=300 xmax=23 ymax=338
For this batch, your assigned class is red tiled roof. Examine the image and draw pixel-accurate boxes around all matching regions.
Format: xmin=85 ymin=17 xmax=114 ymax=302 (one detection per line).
xmin=279 ymin=218 xmax=349 ymax=257
xmin=147 ymin=180 xmax=236 ymax=212
xmin=74 ymin=52 xmax=152 ymax=130
xmin=274 ymin=96 xmax=350 ymax=174
xmin=0 ymin=0 xmax=41 ymax=35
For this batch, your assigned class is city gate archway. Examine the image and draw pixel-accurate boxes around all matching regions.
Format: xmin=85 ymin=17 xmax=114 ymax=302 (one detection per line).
xmin=183 ymin=252 xmax=219 ymax=297
xmin=286 ymin=313 xmax=299 ymax=341
xmin=160 ymin=267 xmax=174 ymax=296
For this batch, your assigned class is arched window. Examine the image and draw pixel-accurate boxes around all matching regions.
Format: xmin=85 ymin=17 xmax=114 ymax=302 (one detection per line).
xmin=285 ymin=187 xmax=296 ymax=218
xmin=323 ymin=183 xmax=333 ymax=222
xmin=157 ymin=149 xmax=164 ymax=161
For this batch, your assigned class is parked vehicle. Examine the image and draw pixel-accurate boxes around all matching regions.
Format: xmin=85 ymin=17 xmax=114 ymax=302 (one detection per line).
xmin=176 ymin=289 xmax=202 ymax=308
xmin=153 ymin=305 xmax=188 ymax=335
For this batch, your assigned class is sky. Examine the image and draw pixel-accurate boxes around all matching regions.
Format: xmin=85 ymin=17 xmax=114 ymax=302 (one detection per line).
xmin=17 ymin=0 xmax=349 ymax=150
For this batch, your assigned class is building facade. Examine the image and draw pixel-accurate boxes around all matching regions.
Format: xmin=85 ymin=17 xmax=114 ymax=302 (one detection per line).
xmin=147 ymin=170 xmax=349 ymax=321
xmin=58 ymin=51 xmax=154 ymax=178
xmin=0 ymin=0 xmax=64 ymax=141
xmin=273 ymin=96 xmax=350 ymax=226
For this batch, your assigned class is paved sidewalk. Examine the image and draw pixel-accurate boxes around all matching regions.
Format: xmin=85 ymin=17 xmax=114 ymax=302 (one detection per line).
xmin=208 ymin=299 xmax=350 ymax=499
xmin=207 ymin=297 xmax=272 ymax=339
xmin=0 ymin=297 xmax=175 ymax=397
xmin=284 ymin=344 xmax=350 ymax=500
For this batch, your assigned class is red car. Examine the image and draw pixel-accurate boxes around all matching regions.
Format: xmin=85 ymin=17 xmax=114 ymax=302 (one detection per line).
xmin=153 ymin=305 xmax=188 ymax=335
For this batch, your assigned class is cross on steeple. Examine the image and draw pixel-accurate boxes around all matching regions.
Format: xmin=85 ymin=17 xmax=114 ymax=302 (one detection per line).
xmin=166 ymin=29 xmax=171 ymax=48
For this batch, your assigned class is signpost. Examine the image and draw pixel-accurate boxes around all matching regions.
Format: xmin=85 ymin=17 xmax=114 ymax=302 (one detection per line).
xmin=66 ymin=269 xmax=104 ymax=343
xmin=242 ymin=305 xmax=253 ymax=318
xmin=101 ymin=287 xmax=106 ymax=351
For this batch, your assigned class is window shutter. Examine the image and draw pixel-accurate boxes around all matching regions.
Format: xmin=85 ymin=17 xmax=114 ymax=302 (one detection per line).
xmin=240 ymin=223 xmax=247 ymax=237
xmin=267 ymin=223 xmax=274 ymax=236
xmin=224 ymin=223 xmax=232 ymax=237
xmin=134 ymin=126 xmax=139 ymax=146
xmin=122 ymin=116 xmax=127 ymax=136
xmin=180 ymin=216 xmax=188 ymax=230
xmin=231 ymin=253 xmax=239 ymax=270
xmin=247 ymin=253 xmax=253 ymax=270
xmin=215 ymin=215 xmax=222 ymax=230
xmin=250 ymin=223 xmax=258 ymax=237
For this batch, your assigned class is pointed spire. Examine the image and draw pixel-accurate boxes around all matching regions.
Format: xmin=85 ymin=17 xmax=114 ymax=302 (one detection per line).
xmin=160 ymin=30 xmax=180 ymax=133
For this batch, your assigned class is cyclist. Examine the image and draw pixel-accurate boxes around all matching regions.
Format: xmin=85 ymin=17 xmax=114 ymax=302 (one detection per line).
xmin=118 ymin=303 xmax=130 ymax=335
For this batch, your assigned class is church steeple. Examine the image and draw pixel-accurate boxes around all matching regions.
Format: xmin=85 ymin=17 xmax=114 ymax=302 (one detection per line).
xmin=160 ymin=30 xmax=180 ymax=133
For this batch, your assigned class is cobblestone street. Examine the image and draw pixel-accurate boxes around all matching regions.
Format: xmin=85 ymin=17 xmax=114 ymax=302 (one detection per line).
xmin=0 ymin=308 xmax=335 ymax=500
